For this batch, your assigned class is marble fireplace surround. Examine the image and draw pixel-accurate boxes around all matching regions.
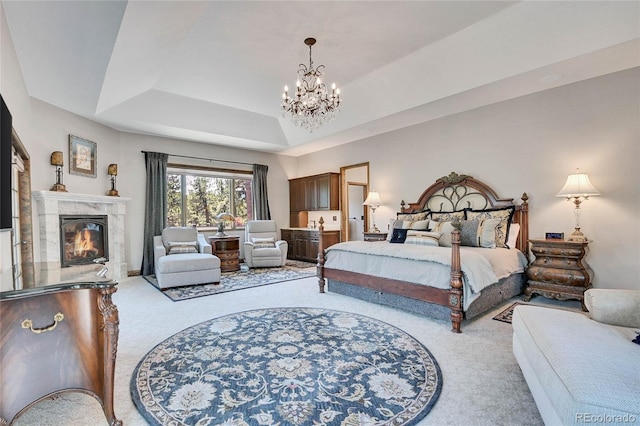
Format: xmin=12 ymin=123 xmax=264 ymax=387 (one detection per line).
xmin=32 ymin=191 xmax=130 ymax=281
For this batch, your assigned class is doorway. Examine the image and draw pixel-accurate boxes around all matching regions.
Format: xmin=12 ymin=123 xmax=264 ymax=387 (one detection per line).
xmin=347 ymin=183 xmax=366 ymax=241
xmin=340 ymin=163 xmax=369 ymax=242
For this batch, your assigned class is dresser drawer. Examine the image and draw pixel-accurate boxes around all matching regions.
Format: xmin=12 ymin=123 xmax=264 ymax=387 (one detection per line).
xmin=217 ymin=251 xmax=238 ymax=260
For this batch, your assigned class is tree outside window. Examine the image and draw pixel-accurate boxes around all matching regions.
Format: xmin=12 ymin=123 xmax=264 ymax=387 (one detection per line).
xmin=167 ymin=172 xmax=252 ymax=229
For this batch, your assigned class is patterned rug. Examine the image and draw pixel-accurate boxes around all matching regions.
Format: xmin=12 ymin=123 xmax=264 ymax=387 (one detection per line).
xmin=131 ymin=308 xmax=442 ymax=425
xmin=492 ymin=302 xmax=527 ymax=324
xmin=144 ymin=264 xmax=315 ymax=302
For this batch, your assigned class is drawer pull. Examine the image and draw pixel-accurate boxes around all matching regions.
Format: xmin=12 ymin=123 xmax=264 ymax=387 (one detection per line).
xmin=21 ymin=312 xmax=64 ymax=334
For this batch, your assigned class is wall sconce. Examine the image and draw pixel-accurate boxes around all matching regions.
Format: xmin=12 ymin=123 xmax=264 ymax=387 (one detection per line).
xmin=556 ymin=169 xmax=600 ymax=242
xmin=215 ymin=212 xmax=235 ymax=237
xmin=363 ymin=190 xmax=382 ymax=232
xmin=50 ymin=151 xmax=67 ymax=192
xmin=107 ymin=163 xmax=119 ymax=196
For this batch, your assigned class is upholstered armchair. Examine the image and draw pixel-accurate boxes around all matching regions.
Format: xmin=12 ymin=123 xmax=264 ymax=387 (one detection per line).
xmin=243 ymin=220 xmax=288 ymax=268
xmin=153 ymin=227 xmax=221 ymax=289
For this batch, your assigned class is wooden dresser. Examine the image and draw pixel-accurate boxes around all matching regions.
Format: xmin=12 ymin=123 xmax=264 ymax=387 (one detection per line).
xmin=209 ymin=236 xmax=241 ymax=272
xmin=0 ymin=267 xmax=121 ymax=425
xmin=524 ymin=239 xmax=593 ymax=310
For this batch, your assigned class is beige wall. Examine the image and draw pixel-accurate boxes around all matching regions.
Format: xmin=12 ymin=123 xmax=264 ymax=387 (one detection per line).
xmin=3 ymin=6 xmax=638 ymax=289
xmin=297 ymin=68 xmax=640 ymax=290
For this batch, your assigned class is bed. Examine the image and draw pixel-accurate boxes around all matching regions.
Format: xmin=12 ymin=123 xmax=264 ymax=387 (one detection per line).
xmin=316 ymin=172 xmax=529 ymax=333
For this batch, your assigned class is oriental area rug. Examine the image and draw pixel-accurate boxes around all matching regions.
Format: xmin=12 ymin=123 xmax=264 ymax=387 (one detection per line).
xmin=144 ymin=262 xmax=315 ymax=302
xmin=131 ymin=308 xmax=442 ymax=426
xmin=492 ymin=302 xmax=527 ymax=324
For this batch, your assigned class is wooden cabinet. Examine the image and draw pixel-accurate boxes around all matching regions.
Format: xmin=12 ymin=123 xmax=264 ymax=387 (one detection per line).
xmin=209 ymin=236 xmax=240 ymax=272
xmin=280 ymin=230 xmax=295 ymax=259
xmin=281 ymin=229 xmax=340 ymax=263
xmin=524 ymin=239 xmax=593 ymax=310
xmin=0 ymin=281 xmax=121 ymax=425
xmin=289 ymin=173 xmax=340 ymax=213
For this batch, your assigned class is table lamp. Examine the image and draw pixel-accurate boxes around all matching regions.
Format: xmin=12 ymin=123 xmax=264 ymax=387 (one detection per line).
xmin=556 ymin=169 xmax=600 ymax=242
xmin=363 ymin=190 xmax=382 ymax=232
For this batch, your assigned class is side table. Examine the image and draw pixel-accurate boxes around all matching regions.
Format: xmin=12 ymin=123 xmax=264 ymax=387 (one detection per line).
xmin=524 ymin=239 xmax=593 ymax=310
xmin=363 ymin=232 xmax=388 ymax=242
xmin=209 ymin=236 xmax=240 ymax=272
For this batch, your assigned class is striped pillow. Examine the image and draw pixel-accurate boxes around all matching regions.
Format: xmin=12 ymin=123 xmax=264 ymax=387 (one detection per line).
xmin=404 ymin=230 xmax=442 ymax=246
xmin=168 ymin=241 xmax=198 ymax=254
xmin=459 ymin=218 xmax=502 ymax=248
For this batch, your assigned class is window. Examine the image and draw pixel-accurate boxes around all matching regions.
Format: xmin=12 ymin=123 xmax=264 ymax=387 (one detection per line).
xmin=167 ymin=169 xmax=253 ymax=229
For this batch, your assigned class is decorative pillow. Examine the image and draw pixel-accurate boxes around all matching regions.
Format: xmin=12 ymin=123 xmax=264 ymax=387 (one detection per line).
xmin=459 ymin=218 xmax=502 ymax=248
xmin=507 ymin=223 xmax=520 ymax=249
xmin=465 ymin=206 xmax=515 ymax=248
xmin=389 ymin=228 xmax=409 ymax=244
xmin=251 ymin=237 xmax=276 ymax=249
xmin=404 ymin=230 xmax=442 ymax=246
xmin=429 ymin=221 xmax=456 ymax=247
xmin=430 ymin=210 xmax=465 ymax=222
xmin=409 ymin=219 xmax=430 ymax=230
xmin=167 ymin=241 xmax=198 ymax=254
xmin=386 ymin=219 xmax=416 ymax=240
xmin=397 ymin=211 xmax=429 ymax=221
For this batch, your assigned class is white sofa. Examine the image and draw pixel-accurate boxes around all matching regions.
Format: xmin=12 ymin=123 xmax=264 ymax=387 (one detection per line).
xmin=153 ymin=227 xmax=221 ymax=289
xmin=512 ymin=289 xmax=640 ymax=425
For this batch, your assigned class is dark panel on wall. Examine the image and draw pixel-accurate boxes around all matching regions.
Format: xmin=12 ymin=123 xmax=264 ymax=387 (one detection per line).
xmin=1 ymin=94 xmax=12 ymax=229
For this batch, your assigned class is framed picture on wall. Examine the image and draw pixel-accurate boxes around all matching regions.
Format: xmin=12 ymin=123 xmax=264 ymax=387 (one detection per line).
xmin=69 ymin=134 xmax=97 ymax=177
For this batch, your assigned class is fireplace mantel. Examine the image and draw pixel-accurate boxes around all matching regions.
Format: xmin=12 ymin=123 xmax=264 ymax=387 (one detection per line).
xmin=32 ymin=191 xmax=131 ymax=281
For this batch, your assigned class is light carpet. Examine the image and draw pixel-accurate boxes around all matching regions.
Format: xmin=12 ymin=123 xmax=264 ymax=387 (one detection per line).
xmin=131 ymin=307 xmax=442 ymax=425
xmin=12 ymin=275 xmax=561 ymax=426
xmin=144 ymin=263 xmax=315 ymax=301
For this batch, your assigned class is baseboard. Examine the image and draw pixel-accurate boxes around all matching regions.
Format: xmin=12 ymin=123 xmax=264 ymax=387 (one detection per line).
xmin=128 ymin=270 xmax=141 ymax=277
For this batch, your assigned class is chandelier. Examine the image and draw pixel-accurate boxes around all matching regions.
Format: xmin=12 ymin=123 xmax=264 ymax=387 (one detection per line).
xmin=282 ymin=37 xmax=341 ymax=132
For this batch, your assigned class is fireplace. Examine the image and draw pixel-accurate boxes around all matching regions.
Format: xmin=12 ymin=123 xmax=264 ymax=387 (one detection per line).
xmin=59 ymin=215 xmax=109 ymax=267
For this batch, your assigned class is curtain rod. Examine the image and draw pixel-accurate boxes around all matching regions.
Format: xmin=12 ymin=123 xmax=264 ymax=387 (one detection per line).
xmin=141 ymin=150 xmax=255 ymax=167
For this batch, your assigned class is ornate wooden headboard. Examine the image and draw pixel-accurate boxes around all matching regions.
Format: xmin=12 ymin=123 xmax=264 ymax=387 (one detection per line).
xmin=400 ymin=172 xmax=529 ymax=255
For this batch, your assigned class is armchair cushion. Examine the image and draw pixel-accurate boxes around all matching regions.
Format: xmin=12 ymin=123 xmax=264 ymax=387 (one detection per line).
xmin=584 ymin=289 xmax=640 ymax=328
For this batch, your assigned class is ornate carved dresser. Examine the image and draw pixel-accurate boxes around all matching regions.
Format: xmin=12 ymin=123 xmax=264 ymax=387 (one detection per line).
xmin=0 ymin=265 xmax=121 ymax=425
xmin=524 ymin=239 xmax=593 ymax=310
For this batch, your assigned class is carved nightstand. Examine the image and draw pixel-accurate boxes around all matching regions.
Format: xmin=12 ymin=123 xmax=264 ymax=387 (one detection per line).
xmin=524 ymin=239 xmax=593 ymax=310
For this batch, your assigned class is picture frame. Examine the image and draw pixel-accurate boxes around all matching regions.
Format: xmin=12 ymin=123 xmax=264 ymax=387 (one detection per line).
xmin=69 ymin=134 xmax=97 ymax=177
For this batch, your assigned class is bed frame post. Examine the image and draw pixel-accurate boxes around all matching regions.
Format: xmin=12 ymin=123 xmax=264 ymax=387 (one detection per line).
xmin=317 ymin=217 xmax=326 ymax=293
xmin=519 ymin=193 xmax=529 ymax=257
xmin=449 ymin=221 xmax=463 ymax=333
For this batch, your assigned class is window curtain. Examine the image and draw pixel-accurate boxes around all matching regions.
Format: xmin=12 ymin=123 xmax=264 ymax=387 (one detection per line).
xmin=252 ymin=164 xmax=271 ymax=220
xmin=141 ymin=152 xmax=168 ymax=276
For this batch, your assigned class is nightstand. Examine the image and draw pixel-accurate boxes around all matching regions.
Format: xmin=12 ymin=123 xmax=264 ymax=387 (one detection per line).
xmin=209 ymin=236 xmax=240 ymax=272
xmin=363 ymin=232 xmax=388 ymax=242
xmin=524 ymin=239 xmax=593 ymax=310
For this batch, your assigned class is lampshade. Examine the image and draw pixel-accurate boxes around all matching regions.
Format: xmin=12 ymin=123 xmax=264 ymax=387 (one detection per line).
xmin=50 ymin=151 xmax=64 ymax=166
xmin=556 ymin=170 xmax=600 ymax=198
xmin=108 ymin=164 xmax=118 ymax=176
xmin=363 ymin=191 xmax=382 ymax=207
xmin=216 ymin=212 xmax=235 ymax=222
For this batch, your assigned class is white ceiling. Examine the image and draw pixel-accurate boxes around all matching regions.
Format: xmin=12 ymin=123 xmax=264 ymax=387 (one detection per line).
xmin=3 ymin=1 xmax=639 ymax=156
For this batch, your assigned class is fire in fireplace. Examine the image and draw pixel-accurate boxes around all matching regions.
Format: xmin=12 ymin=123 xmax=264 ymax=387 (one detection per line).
xmin=59 ymin=215 xmax=109 ymax=267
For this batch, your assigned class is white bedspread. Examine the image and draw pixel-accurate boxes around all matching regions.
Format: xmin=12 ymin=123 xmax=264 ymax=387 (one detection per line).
xmin=324 ymin=241 xmax=528 ymax=310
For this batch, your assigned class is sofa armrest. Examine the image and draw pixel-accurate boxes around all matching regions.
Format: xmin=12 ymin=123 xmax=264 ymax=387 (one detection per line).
xmin=154 ymin=236 xmax=166 ymax=270
xmin=584 ymin=289 xmax=640 ymax=328
xmin=197 ymin=233 xmax=212 ymax=254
